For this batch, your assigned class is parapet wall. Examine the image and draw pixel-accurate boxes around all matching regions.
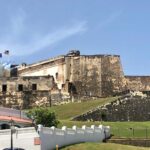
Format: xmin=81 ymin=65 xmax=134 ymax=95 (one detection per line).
xmin=38 ymin=125 xmax=110 ymax=150
xmin=125 ymin=76 xmax=150 ymax=91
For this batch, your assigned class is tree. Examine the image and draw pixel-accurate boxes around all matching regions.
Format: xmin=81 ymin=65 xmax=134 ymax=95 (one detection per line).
xmin=27 ymin=107 xmax=59 ymax=127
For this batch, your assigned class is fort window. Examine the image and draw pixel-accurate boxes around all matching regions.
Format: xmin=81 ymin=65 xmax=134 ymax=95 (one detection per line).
xmin=62 ymin=84 xmax=65 ymax=88
xmin=18 ymin=84 xmax=23 ymax=91
xmin=32 ymin=84 xmax=37 ymax=91
xmin=2 ymin=84 xmax=7 ymax=92
xmin=56 ymin=73 xmax=58 ymax=80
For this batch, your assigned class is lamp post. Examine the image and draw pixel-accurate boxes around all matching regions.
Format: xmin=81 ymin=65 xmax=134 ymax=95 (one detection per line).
xmin=10 ymin=119 xmax=14 ymax=150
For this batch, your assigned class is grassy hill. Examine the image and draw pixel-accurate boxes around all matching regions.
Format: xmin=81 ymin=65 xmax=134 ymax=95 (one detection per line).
xmin=61 ymin=143 xmax=149 ymax=150
xmin=48 ymin=97 xmax=150 ymax=138
xmin=41 ymin=97 xmax=150 ymax=149
xmin=50 ymin=97 xmax=117 ymax=120
xmin=59 ymin=120 xmax=150 ymax=138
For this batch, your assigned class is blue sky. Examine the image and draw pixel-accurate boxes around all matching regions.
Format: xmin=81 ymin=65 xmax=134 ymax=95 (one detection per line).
xmin=0 ymin=0 xmax=150 ymax=75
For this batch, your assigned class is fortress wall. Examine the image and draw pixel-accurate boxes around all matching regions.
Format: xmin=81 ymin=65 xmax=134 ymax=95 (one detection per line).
xmin=125 ymin=76 xmax=150 ymax=91
xmin=0 ymin=76 xmax=56 ymax=108
xmin=64 ymin=55 xmax=125 ymax=97
xmin=101 ymin=55 xmax=125 ymax=96
xmin=69 ymin=55 xmax=102 ymax=97
xmin=0 ymin=76 xmax=54 ymax=91
xmin=18 ymin=57 xmax=66 ymax=89
xmin=18 ymin=54 xmax=125 ymax=97
xmin=17 ymin=53 xmax=134 ymax=98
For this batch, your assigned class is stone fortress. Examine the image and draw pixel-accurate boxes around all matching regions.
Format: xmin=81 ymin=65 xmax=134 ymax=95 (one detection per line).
xmin=0 ymin=50 xmax=150 ymax=108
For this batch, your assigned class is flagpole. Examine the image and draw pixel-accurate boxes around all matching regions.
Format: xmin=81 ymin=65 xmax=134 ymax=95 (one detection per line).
xmin=4 ymin=50 xmax=10 ymax=64
xmin=0 ymin=53 xmax=3 ymax=77
xmin=0 ymin=53 xmax=2 ymax=63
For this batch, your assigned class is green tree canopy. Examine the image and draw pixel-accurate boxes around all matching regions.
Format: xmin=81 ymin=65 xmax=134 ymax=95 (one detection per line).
xmin=27 ymin=107 xmax=59 ymax=127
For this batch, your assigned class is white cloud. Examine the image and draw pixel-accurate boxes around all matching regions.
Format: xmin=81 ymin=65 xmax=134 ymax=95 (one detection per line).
xmin=0 ymin=9 xmax=87 ymax=56
xmin=97 ymin=10 xmax=123 ymax=29
xmin=28 ymin=21 xmax=87 ymax=55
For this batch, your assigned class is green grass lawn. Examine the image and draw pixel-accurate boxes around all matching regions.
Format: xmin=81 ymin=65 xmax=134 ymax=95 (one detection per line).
xmin=29 ymin=96 xmax=150 ymax=149
xmin=60 ymin=143 xmax=149 ymax=150
xmin=47 ymin=97 xmax=150 ymax=138
xmin=28 ymin=96 xmax=150 ymax=139
xmin=59 ymin=120 xmax=150 ymax=129
xmin=49 ymin=97 xmax=117 ymax=120
xmin=58 ymin=120 xmax=150 ymax=138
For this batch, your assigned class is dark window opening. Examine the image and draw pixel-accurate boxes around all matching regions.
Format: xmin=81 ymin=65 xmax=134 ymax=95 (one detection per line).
xmin=18 ymin=84 xmax=23 ymax=91
xmin=68 ymin=82 xmax=77 ymax=94
xmin=2 ymin=84 xmax=7 ymax=92
xmin=32 ymin=84 xmax=37 ymax=91
xmin=56 ymin=73 xmax=58 ymax=80
xmin=1 ymin=124 xmax=10 ymax=130
xmin=62 ymin=84 xmax=65 ymax=88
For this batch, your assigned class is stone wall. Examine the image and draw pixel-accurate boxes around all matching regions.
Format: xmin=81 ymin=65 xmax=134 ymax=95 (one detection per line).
xmin=65 ymin=55 xmax=124 ymax=97
xmin=70 ymin=55 xmax=102 ymax=97
xmin=101 ymin=55 xmax=125 ymax=96
xmin=0 ymin=76 xmax=58 ymax=108
xmin=18 ymin=56 xmax=66 ymax=89
xmin=16 ymin=52 xmax=150 ymax=99
xmin=125 ymin=76 xmax=150 ymax=92
xmin=73 ymin=96 xmax=150 ymax=121
xmin=108 ymin=139 xmax=150 ymax=147
xmin=18 ymin=54 xmax=125 ymax=98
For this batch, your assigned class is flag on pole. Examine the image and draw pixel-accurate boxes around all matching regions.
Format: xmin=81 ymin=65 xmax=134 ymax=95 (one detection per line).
xmin=4 ymin=50 xmax=9 ymax=55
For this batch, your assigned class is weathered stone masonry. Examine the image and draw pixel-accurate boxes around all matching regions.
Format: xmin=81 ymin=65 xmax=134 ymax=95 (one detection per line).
xmin=73 ymin=96 xmax=150 ymax=121
xmin=1 ymin=50 xmax=150 ymax=107
xmin=18 ymin=54 xmax=125 ymax=97
xmin=125 ymin=76 xmax=150 ymax=92
xmin=0 ymin=76 xmax=57 ymax=108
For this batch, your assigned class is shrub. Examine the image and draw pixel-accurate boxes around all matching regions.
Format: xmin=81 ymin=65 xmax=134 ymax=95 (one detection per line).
xmin=27 ymin=107 xmax=59 ymax=127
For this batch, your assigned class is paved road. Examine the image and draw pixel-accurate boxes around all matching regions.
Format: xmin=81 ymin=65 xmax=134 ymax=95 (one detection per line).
xmin=0 ymin=128 xmax=40 ymax=150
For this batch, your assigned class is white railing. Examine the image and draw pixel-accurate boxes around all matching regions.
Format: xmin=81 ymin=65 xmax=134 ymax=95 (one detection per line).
xmin=38 ymin=125 xmax=110 ymax=150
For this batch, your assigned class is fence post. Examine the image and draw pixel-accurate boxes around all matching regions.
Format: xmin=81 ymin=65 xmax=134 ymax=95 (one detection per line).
xmin=118 ymin=128 xmax=120 ymax=138
xmin=146 ymin=128 xmax=148 ymax=139
xmin=132 ymin=128 xmax=134 ymax=138
xmin=56 ymin=144 xmax=59 ymax=150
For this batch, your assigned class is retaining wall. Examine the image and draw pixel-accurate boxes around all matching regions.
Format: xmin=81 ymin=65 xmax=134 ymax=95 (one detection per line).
xmin=38 ymin=125 xmax=110 ymax=150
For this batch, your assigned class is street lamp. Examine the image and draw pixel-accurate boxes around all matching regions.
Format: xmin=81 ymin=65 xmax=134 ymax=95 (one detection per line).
xmin=9 ymin=119 xmax=15 ymax=150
